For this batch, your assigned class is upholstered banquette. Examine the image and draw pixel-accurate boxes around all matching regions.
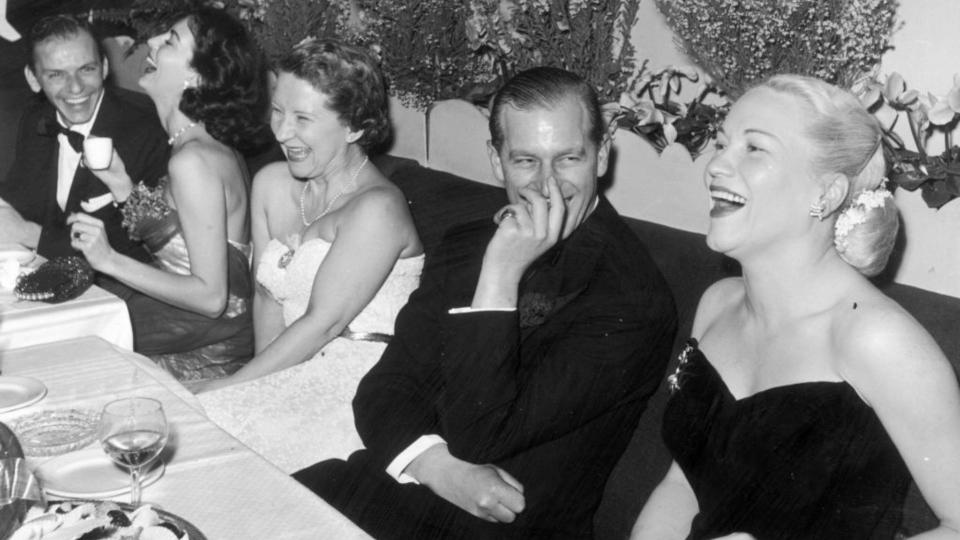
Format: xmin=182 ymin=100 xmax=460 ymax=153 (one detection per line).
xmin=373 ymin=154 xmax=960 ymax=540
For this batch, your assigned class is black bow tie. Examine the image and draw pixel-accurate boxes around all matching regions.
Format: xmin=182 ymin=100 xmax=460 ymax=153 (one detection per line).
xmin=37 ymin=117 xmax=85 ymax=153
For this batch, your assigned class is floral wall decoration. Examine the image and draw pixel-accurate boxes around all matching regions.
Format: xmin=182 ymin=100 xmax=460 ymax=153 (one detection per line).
xmin=92 ymin=0 xmax=919 ymax=180
xmin=92 ymin=0 xmax=640 ymax=113
xmin=605 ymin=0 xmax=900 ymax=161
xmin=612 ymin=62 xmax=728 ymax=159
xmin=340 ymin=0 xmax=641 ymax=110
xmin=859 ymin=73 xmax=960 ymax=209
xmin=655 ymin=0 xmax=901 ymax=99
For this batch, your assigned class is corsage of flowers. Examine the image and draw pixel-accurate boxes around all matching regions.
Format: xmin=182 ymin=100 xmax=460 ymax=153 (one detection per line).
xmin=833 ymin=186 xmax=893 ymax=252
xmin=120 ymin=181 xmax=170 ymax=241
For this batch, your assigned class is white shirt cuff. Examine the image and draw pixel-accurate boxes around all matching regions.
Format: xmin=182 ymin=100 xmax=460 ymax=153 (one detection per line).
xmin=448 ymin=306 xmax=516 ymax=314
xmin=386 ymin=434 xmax=447 ymax=484
xmin=80 ymin=192 xmax=116 ymax=213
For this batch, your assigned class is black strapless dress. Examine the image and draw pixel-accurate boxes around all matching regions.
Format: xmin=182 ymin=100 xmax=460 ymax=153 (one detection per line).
xmin=662 ymin=339 xmax=910 ymax=540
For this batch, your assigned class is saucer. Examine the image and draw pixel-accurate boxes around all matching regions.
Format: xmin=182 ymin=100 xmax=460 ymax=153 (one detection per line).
xmin=36 ymin=447 xmax=165 ymax=499
xmin=0 ymin=376 xmax=47 ymax=413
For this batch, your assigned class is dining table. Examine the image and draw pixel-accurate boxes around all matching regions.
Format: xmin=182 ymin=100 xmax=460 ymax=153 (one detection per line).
xmin=0 ymin=336 xmax=371 ymax=539
xmin=0 ymin=284 xmax=133 ymax=351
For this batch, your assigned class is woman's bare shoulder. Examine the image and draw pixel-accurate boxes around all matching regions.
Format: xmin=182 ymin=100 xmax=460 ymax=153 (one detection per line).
xmin=254 ymin=161 xmax=293 ymax=182
xmin=167 ymin=141 xmax=236 ymax=185
xmin=342 ymin=180 xmax=413 ymax=225
xmin=834 ymin=291 xmax=949 ymax=396
xmin=251 ymin=162 xmax=296 ymax=198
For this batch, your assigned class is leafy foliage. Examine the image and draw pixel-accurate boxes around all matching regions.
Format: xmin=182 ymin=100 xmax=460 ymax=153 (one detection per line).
xmin=91 ymin=0 xmax=640 ymax=112
xmin=656 ymin=0 xmax=900 ymax=97
xmin=613 ymin=62 xmax=728 ymax=158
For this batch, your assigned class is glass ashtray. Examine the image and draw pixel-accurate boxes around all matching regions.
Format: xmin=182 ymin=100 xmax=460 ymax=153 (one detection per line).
xmin=11 ymin=408 xmax=101 ymax=457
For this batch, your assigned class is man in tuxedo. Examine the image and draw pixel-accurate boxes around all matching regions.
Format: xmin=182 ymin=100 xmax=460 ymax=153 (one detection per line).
xmin=0 ymin=14 xmax=166 ymax=262
xmin=295 ymin=67 xmax=678 ymax=539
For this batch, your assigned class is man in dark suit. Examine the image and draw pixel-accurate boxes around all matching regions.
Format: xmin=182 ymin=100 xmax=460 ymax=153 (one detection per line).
xmin=295 ymin=67 xmax=678 ymax=539
xmin=0 ymin=14 xmax=166 ymax=262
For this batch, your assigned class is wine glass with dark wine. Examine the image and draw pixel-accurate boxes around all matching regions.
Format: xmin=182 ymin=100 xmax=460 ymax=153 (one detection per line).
xmin=98 ymin=397 xmax=168 ymax=507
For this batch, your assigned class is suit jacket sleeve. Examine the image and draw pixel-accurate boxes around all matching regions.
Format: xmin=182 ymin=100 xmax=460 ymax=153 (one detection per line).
xmin=116 ymin=115 xmax=168 ymax=190
xmin=0 ymin=105 xmax=48 ymax=221
xmin=436 ymin=282 xmax=675 ymax=464
xmin=354 ymin=217 xmax=677 ymax=469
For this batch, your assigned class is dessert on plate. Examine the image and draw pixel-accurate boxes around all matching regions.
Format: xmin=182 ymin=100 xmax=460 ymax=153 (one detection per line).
xmin=10 ymin=500 xmax=192 ymax=540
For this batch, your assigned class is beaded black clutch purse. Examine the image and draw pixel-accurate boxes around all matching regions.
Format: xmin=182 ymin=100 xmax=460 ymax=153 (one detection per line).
xmin=14 ymin=256 xmax=94 ymax=303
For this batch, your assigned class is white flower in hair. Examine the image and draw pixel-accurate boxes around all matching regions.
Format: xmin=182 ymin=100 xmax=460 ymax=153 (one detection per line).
xmin=834 ymin=186 xmax=893 ymax=251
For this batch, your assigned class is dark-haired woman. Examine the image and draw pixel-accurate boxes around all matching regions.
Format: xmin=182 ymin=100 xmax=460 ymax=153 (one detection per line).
xmin=68 ymin=7 xmax=270 ymax=384
xmin=631 ymin=75 xmax=960 ymax=539
xmin=198 ymin=39 xmax=423 ymax=473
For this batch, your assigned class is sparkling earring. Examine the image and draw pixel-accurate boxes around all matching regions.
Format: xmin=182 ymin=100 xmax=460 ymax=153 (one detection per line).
xmin=809 ymin=201 xmax=826 ymax=221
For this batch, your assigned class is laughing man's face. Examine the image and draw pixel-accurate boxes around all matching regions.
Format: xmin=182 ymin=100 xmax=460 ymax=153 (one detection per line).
xmin=26 ymin=31 xmax=106 ymax=126
xmin=489 ymin=98 xmax=609 ymax=240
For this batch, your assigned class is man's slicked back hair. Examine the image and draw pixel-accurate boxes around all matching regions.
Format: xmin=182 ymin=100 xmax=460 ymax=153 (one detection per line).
xmin=26 ymin=15 xmax=104 ymax=73
xmin=488 ymin=66 xmax=603 ymax=152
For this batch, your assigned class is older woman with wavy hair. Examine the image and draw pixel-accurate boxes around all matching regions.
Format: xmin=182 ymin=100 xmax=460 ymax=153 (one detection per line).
xmin=198 ymin=39 xmax=423 ymax=474
xmin=68 ymin=7 xmax=270 ymax=383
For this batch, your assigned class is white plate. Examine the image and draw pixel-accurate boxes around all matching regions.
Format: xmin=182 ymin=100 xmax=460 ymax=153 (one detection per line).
xmin=0 ymin=376 xmax=47 ymax=413
xmin=36 ymin=447 xmax=165 ymax=499
xmin=0 ymin=244 xmax=36 ymax=265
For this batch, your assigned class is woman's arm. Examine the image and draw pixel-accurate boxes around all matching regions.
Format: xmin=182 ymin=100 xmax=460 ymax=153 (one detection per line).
xmin=631 ymin=282 xmax=740 ymax=539
xmin=221 ymin=186 xmax=420 ymax=385
xmin=249 ymin=167 xmax=285 ymax=353
xmin=840 ymin=306 xmax=960 ymax=539
xmin=631 ymin=461 xmax=698 ymax=540
xmin=71 ymin=146 xmax=231 ymax=317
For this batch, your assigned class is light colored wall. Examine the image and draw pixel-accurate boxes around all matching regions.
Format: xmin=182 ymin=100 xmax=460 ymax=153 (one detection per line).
xmin=388 ymin=0 xmax=960 ymax=299
xmin=873 ymin=0 xmax=960 ymax=300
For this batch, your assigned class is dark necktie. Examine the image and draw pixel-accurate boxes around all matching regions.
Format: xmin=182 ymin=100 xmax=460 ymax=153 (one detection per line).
xmin=37 ymin=117 xmax=84 ymax=153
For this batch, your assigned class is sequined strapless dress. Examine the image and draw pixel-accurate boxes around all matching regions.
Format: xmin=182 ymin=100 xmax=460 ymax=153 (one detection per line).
xmin=663 ymin=340 xmax=911 ymax=540
xmin=120 ymin=178 xmax=253 ymax=383
xmin=199 ymin=237 xmax=423 ymax=473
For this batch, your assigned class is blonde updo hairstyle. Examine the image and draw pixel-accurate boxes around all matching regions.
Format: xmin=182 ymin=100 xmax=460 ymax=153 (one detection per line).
xmin=756 ymin=74 xmax=899 ymax=276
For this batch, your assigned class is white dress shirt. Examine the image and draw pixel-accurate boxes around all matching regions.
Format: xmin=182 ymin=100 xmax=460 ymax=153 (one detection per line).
xmin=55 ymin=92 xmax=104 ymax=210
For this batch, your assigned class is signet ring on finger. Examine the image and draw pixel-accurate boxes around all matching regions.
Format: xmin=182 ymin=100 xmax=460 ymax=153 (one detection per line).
xmin=494 ymin=207 xmax=517 ymax=225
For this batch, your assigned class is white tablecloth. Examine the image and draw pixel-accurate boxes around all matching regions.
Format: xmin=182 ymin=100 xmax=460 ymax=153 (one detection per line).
xmin=0 ymin=337 xmax=370 ymax=539
xmin=0 ymin=285 xmax=133 ymax=350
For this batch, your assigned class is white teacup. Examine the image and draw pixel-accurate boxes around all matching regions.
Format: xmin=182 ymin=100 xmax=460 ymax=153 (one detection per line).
xmin=83 ymin=137 xmax=114 ymax=170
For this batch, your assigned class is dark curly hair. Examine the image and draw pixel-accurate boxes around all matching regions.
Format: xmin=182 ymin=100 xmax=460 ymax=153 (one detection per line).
xmin=277 ymin=39 xmax=391 ymax=153
xmin=171 ymin=7 xmax=271 ymax=152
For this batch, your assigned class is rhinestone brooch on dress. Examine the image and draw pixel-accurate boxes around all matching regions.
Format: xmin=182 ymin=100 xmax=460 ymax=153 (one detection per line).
xmin=278 ymin=248 xmax=295 ymax=269
xmin=667 ymin=340 xmax=696 ymax=394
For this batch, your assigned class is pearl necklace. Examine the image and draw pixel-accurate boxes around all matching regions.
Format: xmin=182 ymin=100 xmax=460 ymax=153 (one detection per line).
xmin=167 ymin=122 xmax=197 ymax=146
xmin=299 ymin=156 xmax=369 ymax=227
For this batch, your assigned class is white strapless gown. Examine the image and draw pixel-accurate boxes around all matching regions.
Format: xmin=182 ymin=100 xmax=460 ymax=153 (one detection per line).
xmin=199 ymin=237 xmax=423 ymax=473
